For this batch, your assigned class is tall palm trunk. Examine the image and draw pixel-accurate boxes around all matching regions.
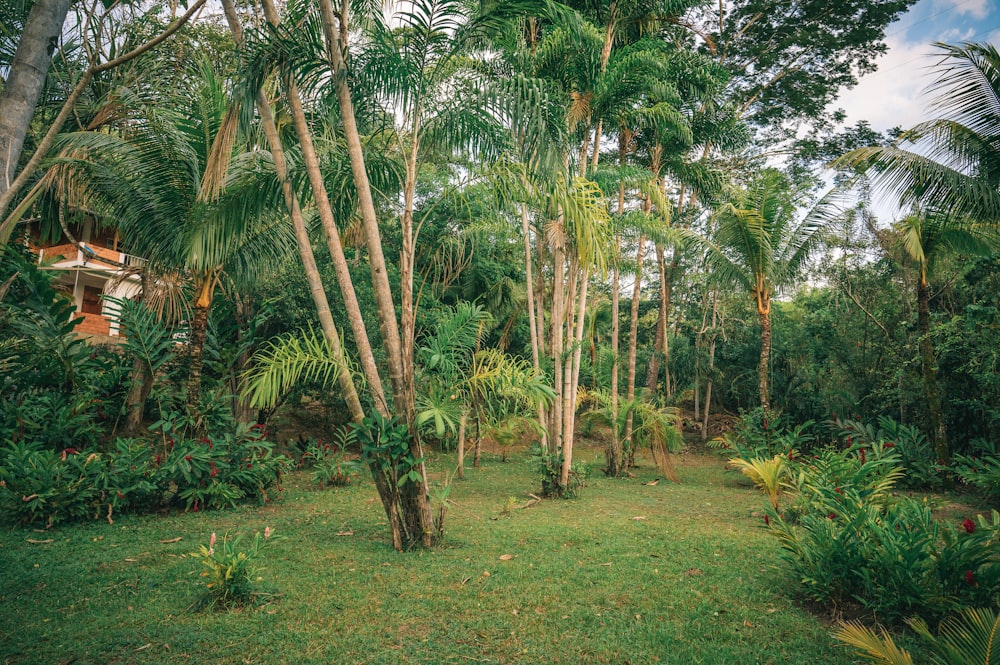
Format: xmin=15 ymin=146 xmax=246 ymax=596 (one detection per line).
xmin=320 ymin=0 xmax=432 ymax=547
xmin=282 ymin=76 xmax=389 ymax=415
xmin=645 ymin=245 xmax=666 ymax=393
xmin=186 ymin=274 xmax=215 ymax=412
xmin=224 ymin=0 xmax=365 ymax=424
xmin=757 ymin=290 xmax=771 ymax=413
xmin=520 ymin=202 xmax=548 ymax=451
xmin=916 ymin=273 xmax=949 ymax=463
xmin=622 ymin=234 xmax=646 ymax=451
xmin=702 ymin=290 xmax=719 ymax=441
xmin=607 ymin=263 xmax=622 ymax=476
xmin=0 ymin=0 xmax=73 ymax=201
xmin=124 ymin=356 xmax=153 ymax=435
xmin=562 ymin=268 xmax=589 ymax=488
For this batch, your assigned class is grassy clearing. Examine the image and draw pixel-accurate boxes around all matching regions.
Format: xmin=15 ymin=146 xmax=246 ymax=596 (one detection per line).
xmin=0 ymin=443 xmax=857 ymax=664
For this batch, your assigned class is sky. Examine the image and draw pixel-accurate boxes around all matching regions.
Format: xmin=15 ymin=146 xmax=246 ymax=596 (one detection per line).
xmin=833 ymin=0 xmax=1000 ymax=133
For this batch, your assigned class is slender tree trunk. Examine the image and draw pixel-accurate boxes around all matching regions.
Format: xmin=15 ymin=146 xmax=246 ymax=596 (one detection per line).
xmin=562 ymin=269 xmax=589 ymax=488
xmin=607 ymin=263 xmax=622 ymax=475
xmin=662 ymin=251 xmax=677 ymax=399
xmin=520 ymin=202 xmax=548 ymax=451
xmin=124 ymin=356 xmax=153 ymax=435
xmin=456 ymin=412 xmax=467 ymax=479
xmin=622 ymin=234 xmax=645 ymax=450
xmin=320 ymin=0 xmax=433 ymax=547
xmin=702 ymin=291 xmax=719 ymax=441
xmin=645 ymin=246 xmax=665 ymax=393
xmin=0 ymin=0 xmax=73 ymax=200
xmin=282 ymin=77 xmax=389 ymax=415
xmin=758 ymin=296 xmax=771 ymax=413
xmin=185 ymin=273 xmax=218 ymax=413
xmin=917 ymin=274 xmax=949 ymax=463
xmin=224 ymin=0 xmax=366 ymax=425
xmin=548 ymin=232 xmax=566 ymax=458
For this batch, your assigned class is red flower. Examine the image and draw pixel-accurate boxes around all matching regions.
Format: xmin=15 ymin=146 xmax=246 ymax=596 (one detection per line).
xmin=184 ymin=455 xmax=193 ymax=462
xmin=860 ymin=449 xmax=866 ymax=464
xmin=117 ymin=491 xmax=124 ymax=500
xmin=963 ymin=518 xmax=976 ymax=534
xmin=154 ymin=454 xmax=162 ymax=465
xmin=835 ymin=487 xmax=842 ymax=494
xmin=847 ymin=435 xmax=853 ymax=445
xmin=828 ymin=513 xmax=837 ymax=520
xmin=884 ymin=442 xmax=895 ymax=449
xmin=200 ymin=437 xmax=211 ymax=444
xmin=209 ymin=461 xmax=217 ymax=478
xmin=966 ymin=570 xmax=976 ymax=586
xmin=764 ymin=514 xmax=770 ymax=526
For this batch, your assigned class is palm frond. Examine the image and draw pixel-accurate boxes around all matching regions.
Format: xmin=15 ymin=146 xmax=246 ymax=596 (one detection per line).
xmin=243 ymin=328 xmax=344 ymax=408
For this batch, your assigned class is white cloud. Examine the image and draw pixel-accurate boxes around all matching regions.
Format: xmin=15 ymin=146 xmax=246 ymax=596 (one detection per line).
xmin=831 ymin=35 xmax=939 ymax=133
xmin=935 ymin=0 xmax=990 ymax=20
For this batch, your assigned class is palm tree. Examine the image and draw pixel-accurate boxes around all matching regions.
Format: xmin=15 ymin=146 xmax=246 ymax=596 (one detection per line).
xmin=39 ymin=59 xmax=294 ymax=416
xmin=835 ymin=41 xmax=1000 ymax=463
xmin=704 ymin=169 xmax=827 ymax=411
xmin=890 ymin=212 xmax=996 ymax=464
xmin=837 ymin=42 xmax=1000 ymax=227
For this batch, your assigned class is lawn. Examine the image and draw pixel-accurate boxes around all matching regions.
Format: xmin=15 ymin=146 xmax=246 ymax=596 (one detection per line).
xmin=0 ymin=443 xmax=858 ymax=664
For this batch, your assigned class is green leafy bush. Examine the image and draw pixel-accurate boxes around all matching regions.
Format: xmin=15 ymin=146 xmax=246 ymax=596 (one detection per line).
xmin=0 ymin=424 xmax=291 ymax=525
xmin=833 ymin=416 xmax=945 ymax=489
xmin=191 ymin=527 xmax=277 ymax=608
xmin=768 ymin=447 xmax=1000 ymax=623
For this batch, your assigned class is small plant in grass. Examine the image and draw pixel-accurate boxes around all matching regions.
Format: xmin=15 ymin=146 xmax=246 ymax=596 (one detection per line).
xmin=192 ymin=527 xmax=276 ymax=608
xmin=730 ymin=454 xmax=787 ymax=510
xmin=529 ymin=444 xmax=587 ymax=498
xmin=835 ymin=607 xmax=1000 ymax=665
xmin=305 ymin=428 xmax=360 ymax=487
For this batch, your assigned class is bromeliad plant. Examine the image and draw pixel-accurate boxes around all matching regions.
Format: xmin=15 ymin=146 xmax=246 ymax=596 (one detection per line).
xmin=192 ymin=527 xmax=276 ymax=608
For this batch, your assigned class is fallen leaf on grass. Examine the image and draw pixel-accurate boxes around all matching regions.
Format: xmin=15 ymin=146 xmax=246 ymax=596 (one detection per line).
xmin=499 ymin=554 xmax=515 ymax=561
xmin=461 ymin=577 xmax=471 ymax=585
xmin=743 ymin=620 xmax=754 ymax=628
xmin=631 ymin=516 xmax=647 ymax=521
xmin=124 ymin=558 xmax=138 ymax=563
xmin=27 ymin=539 xmax=53 ymax=544
xmin=643 ymin=479 xmax=660 ymax=486
xmin=336 ymin=530 xmax=354 ymax=537
xmin=684 ymin=568 xmax=703 ymax=576
xmin=134 ymin=644 xmax=151 ymax=651
xmin=598 ymin=562 xmax=612 ymax=566
xmin=159 ymin=537 xmax=182 ymax=544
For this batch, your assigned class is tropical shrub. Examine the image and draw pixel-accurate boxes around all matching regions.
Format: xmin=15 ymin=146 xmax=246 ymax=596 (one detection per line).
xmin=956 ymin=456 xmax=1000 ymax=508
xmin=768 ymin=446 xmax=1000 ymax=623
xmin=833 ymin=415 xmax=946 ymax=489
xmin=0 ymin=424 xmax=291 ymax=525
xmin=710 ymin=408 xmax=815 ymax=461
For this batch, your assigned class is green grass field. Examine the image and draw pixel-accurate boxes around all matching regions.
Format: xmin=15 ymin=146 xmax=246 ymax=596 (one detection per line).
xmin=0 ymin=443 xmax=859 ymax=664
